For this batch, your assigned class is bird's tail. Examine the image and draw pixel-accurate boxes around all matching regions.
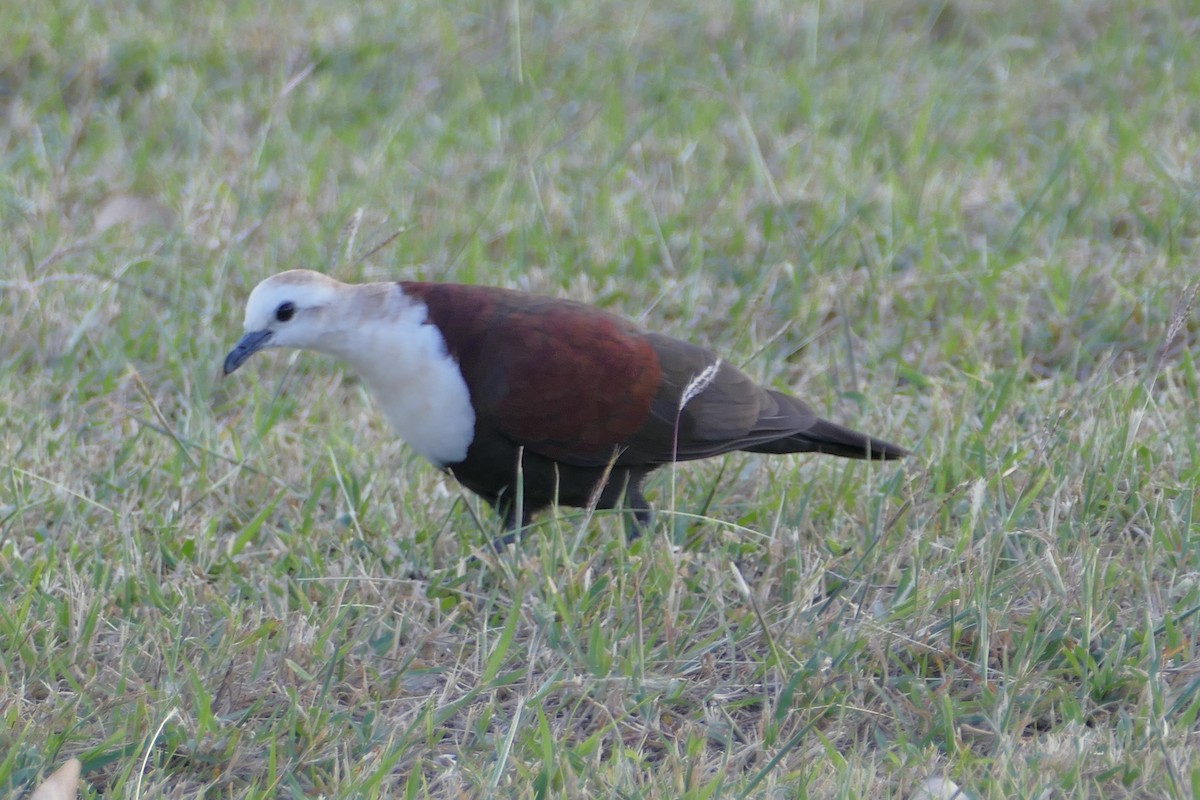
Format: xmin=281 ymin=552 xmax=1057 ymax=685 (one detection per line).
xmin=745 ymin=417 xmax=909 ymax=460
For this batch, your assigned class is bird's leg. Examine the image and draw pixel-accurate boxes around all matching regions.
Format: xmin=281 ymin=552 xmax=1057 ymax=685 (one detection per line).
xmin=491 ymin=528 xmax=518 ymax=552
xmin=624 ymin=476 xmax=653 ymax=542
xmin=490 ymin=498 xmax=530 ymax=551
xmin=624 ymin=509 xmax=652 ymax=542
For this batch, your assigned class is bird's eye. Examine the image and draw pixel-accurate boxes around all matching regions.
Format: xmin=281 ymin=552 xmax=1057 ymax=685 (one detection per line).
xmin=275 ymin=302 xmax=296 ymax=322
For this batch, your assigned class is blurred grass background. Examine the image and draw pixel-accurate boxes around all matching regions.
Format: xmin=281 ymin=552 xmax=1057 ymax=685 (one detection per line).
xmin=2 ymin=0 xmax=1198 ymax=796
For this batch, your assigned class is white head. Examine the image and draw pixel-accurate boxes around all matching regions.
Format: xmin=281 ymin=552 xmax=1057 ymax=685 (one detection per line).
xmin=223 ymin=269 xmax=477 ymax=465
xmin=223 ymin=270 xmax=349 ymax=374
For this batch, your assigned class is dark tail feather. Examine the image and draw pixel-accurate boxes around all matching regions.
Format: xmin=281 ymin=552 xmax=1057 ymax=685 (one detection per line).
xmin=745 ymin=417 xmax=909 ymax=460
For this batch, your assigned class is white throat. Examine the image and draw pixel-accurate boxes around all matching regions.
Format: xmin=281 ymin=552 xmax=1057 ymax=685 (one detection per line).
xmin=325 ymin=290 xmax=475 ymax=467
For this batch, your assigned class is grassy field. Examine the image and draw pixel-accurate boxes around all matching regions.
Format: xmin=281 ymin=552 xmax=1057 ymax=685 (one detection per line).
xmin=3 ymin=0 xmax=1199 ymax=796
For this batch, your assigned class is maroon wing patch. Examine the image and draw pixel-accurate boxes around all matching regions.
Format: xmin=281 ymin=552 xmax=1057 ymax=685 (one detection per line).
xmin=402 ymin=283 xmax=662 ymax=464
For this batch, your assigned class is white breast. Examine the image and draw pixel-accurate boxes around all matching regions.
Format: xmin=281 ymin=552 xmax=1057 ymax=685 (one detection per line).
xmin=335 ymin=297 xmax=476 ymax=467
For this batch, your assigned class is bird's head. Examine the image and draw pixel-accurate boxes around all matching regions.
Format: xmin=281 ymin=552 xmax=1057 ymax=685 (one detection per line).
xmin=223 ymin=270 xmax=345 ymax=375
